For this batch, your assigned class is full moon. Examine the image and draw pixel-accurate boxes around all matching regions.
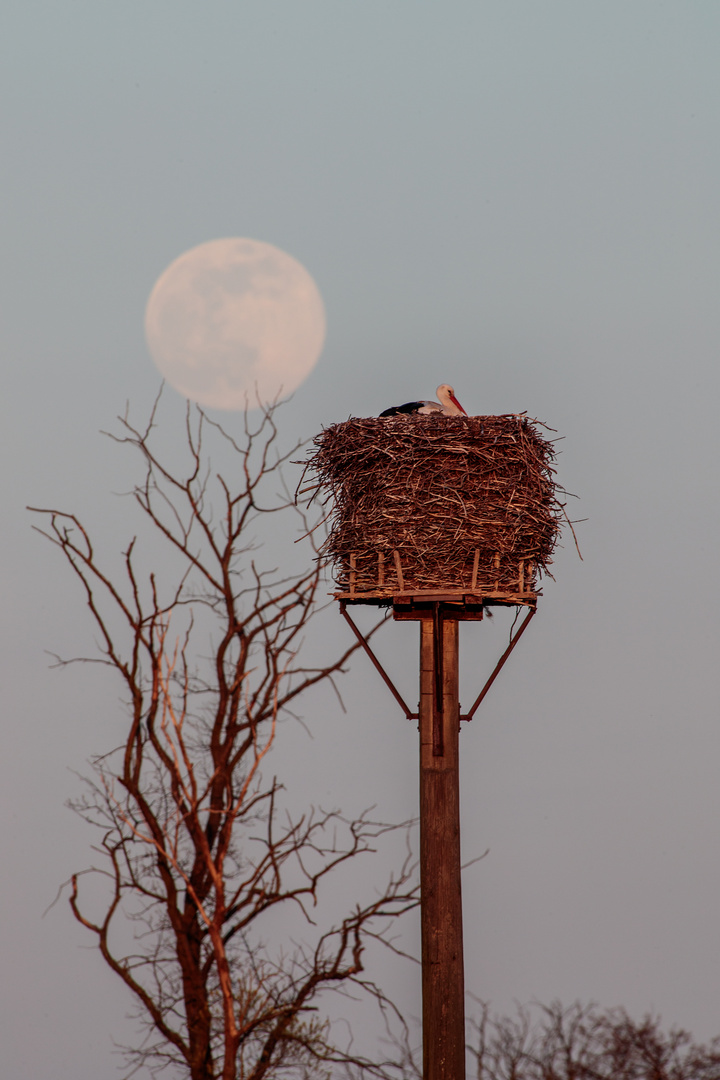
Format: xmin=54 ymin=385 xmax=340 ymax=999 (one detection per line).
xmin=144 ymin=238 xmax=326 ymax=410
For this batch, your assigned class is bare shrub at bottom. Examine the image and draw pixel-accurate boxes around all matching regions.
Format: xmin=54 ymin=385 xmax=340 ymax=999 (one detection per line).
xmin=467 ymin=1001 xmax=720 ymax=1080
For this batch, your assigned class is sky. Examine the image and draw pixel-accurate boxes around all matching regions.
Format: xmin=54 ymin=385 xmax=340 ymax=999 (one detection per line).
xmin=2 ymin=2 xmax=720 ymax=1076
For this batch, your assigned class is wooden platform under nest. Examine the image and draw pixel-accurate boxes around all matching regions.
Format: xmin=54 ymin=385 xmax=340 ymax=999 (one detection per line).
xmin=299 ymin=412 xmax=564 ymax=605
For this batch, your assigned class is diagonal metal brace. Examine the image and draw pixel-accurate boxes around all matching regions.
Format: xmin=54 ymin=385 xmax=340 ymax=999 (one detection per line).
xmin=460 ymin=605 xmax=536 ymax=721
xmin=339 ymin=603 xmax=417 ymax=720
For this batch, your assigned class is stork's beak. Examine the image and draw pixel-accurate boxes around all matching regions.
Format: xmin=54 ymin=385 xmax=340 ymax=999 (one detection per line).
xmin=450 ymin=394 xmax=467 ymax=415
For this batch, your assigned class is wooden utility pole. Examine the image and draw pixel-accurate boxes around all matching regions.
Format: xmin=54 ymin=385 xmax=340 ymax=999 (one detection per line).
xmin=342 ymin=596 xmax=535 ymax=1080
xmin=419 ymin=608 xmax=465 ymax=1080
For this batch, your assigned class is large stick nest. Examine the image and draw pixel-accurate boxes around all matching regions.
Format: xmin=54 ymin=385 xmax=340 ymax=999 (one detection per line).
xmin=299 ymin=413 xmax=566 ymax=598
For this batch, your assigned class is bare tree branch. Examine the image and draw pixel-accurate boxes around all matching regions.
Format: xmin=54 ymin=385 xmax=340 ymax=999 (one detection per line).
xmin=31 ymin=396 xmax=418 ymax=1080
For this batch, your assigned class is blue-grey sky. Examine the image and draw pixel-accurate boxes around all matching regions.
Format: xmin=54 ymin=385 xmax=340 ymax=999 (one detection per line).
xmin=2 ymin=3 xmax=720 ymax=1076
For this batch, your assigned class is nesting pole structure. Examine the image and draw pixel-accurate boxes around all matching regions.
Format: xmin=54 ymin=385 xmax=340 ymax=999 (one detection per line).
xmin=301 ymin=413 xmax=564 ymax=1080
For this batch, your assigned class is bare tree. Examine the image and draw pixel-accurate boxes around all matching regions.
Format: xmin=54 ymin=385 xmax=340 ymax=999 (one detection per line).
xmin=32 ymin=397 xmax=418 ymax=1080
xmin=467 ymin=1000 xmax=720 ymax=1080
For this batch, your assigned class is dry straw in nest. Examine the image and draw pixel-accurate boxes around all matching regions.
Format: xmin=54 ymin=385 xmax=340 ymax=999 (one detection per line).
xmin=299 ymin=413 xmax=566 ymax=601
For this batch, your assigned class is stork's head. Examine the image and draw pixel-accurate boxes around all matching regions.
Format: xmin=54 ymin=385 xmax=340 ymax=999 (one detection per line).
xmin=436 ymin=384 xmax=468 ymax=416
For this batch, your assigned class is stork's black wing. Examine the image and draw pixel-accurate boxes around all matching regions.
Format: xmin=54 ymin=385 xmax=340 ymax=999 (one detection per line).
xmin=379 ymin=401 xmax=425 ymax=417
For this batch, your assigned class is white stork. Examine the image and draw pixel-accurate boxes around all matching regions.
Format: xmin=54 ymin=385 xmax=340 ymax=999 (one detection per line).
xmin=379 ymin=383 xmax=468 ymax=418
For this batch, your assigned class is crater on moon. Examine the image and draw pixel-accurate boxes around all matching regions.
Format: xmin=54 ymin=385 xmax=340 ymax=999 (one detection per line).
xmin=144 ymin=238 xmax=326 ymax=410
